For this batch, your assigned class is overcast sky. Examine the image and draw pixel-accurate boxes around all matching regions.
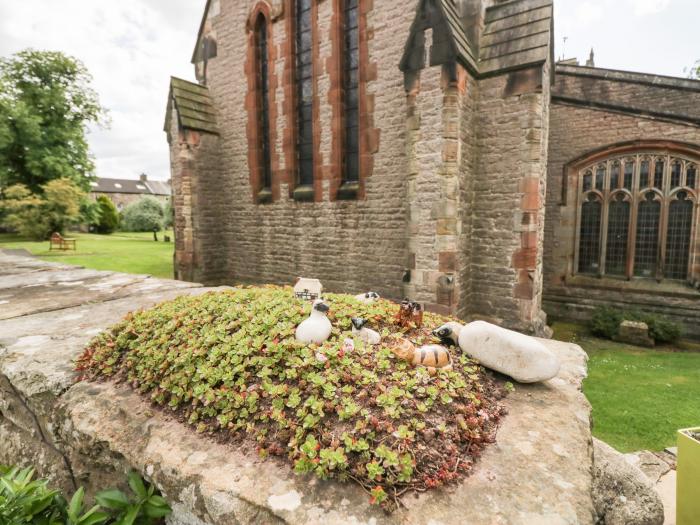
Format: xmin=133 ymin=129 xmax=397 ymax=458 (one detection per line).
xmin=0 ymin=0 xmax=698 ymax=181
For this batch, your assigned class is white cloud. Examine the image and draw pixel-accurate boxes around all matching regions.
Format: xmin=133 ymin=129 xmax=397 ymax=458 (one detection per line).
xmin=0 ymin=0 xmax=204 ymax=181
xmin=574 ymin=1 xmax=605 ymax=24
xmin=626 ymin=0 xmax=672 ymax=15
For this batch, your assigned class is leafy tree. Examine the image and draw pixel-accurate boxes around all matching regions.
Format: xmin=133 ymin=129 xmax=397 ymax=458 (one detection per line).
xmin=93 ymin=195 xmax=120 ymax=234
xmin=163 ymin=199 xmax=173 ymax=229
xmin=0 ymin=49 xmax=106 ymax=193
xmin=0 ymin=178 xmax=85 ymax=239
xmin=121 ymin=197 xmax=164 ymax=232
xmin=687 ymin=59 xmax=700 ymax=80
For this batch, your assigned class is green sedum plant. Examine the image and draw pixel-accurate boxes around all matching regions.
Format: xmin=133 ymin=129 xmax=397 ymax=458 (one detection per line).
xmin=76 ymin=287 xmax=507 ymax=509
xmin=0 ymin=466 xmax=171 ymax=525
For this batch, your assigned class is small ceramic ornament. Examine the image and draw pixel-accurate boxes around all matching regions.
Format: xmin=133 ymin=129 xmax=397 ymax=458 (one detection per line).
xmin=294 ymin=277 xmax=323 ymax=301
xmin=395 ymin=299 xmax=424 ymax=328
xmin=354 ymin=291 xmax=380 ymax=304
xmin=351 ymin=318 xmax=381 ymax=345
xmin=388 ymin=338 xmax=452 ymax=374
xmin=432 ymin=321 xmax=464 ymax=346
xmin=296 ymin=299 xmax=332 ymax=344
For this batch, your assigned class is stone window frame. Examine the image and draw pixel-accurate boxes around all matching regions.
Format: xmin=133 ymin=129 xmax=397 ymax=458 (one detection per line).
xmin=567 ymin=141 xmax=700 ymax=282
xmin=245 ymin=3 xmax=279 ymax=204
xmin=327 ymin=0 xmax=378 ymax=201
xmin=283 ymin=0 xmax=322 ymax=202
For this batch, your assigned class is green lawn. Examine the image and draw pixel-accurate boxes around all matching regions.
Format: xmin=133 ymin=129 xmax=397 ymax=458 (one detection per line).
xmin=553 ymin=322 xmax=700 ymax=452
xmin=0 ymin=231 xmax=174 ymax=279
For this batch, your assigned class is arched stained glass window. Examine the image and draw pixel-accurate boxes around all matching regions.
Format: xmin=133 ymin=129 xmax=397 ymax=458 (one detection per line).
xmin=595 ymin=165 xmax=605 ymax=191
xmin=576 ymin=149 xmax=698 ymax=282
xmin=605 ymin=193 xmax=630 ymax=276
xmin=653 ymin=158 xmax=664 ymax=189
xmin=578 ymin=193 xmax=602 ymax=274
xmin=255 ymin=14 xmax=272 ymax=190
xmin=640 ymin=159 xmax=650 ymax=188
xmin=671 ymin=160 xmax=682 ymax=188
xmin=610 ymin=161 xmax=621 ymax=190
xmin=687 ymin=164 xmax=697 ymax=189
xmin=665 ymin=191 xmax=694 ymax=280
xmin=623 ymin=160 xmax=634 ymax=190
xmin=634 ymin=192 xmax=661 ymax=278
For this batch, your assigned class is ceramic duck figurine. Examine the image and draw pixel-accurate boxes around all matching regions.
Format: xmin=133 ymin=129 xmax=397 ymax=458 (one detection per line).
xmin=295 ymin=300 xmax=332 ymax=344
xmin=351 ymin=317 xmax=381 ymax=345
xmin=354 ymin=291 xmax=380 ymax=304
xmin=389 ymin=338 xmax=453 ymax=374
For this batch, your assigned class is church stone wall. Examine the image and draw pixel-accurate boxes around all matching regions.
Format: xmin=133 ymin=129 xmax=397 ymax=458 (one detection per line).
xmin=469 ymin=66 xmax=551 ymax=334
xmin=183 ymin=0 xmax=413 ymax=299
xmin=544 ymin=71 xmax=700 ymax=336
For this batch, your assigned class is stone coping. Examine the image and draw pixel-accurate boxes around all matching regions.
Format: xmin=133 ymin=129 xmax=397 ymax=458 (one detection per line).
xmin=0 ymin=252 xmax=596 ymax=524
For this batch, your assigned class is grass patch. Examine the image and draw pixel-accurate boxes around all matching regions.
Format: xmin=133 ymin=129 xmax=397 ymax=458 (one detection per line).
xmin=0 ymin=231 xmax=174 ymax=278
xmin=76 ymin=287 xmax=506 ymax=509
xmin=552 ymin=321 xmax=700 ymax=452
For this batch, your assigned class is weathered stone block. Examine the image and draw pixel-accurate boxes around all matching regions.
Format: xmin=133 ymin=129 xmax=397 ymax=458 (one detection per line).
xmin=614 ymin=320 xmax=655 ymax=347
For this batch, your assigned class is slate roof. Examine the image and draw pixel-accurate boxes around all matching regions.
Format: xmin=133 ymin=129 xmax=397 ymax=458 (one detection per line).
xmin=479 ymin=0 xmax=553 ymax=75
xmin=439 ymin=0 xmax=478 ymax=72
xmin=90 ymin=178 xmax=171 ymax=196
xmin=165 ymin=77 xmax=218 ymax=135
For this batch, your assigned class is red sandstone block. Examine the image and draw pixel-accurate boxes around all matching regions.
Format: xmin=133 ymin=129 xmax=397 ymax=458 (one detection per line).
xmin=439 ymin=252 xmax=456 ymax=272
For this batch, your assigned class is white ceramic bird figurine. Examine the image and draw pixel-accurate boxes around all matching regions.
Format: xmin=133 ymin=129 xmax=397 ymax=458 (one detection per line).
xmin=350 ymin=317 xmax=381 ymax=345
xmin=354 ymin=291 xmax=380 ymax=303
xmin=295 ymin=299 xmax=332 ymax=345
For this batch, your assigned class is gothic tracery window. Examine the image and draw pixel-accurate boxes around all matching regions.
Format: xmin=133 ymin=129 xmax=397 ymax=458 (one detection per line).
xmin=576 ymin=150 xmax=698 ymax=281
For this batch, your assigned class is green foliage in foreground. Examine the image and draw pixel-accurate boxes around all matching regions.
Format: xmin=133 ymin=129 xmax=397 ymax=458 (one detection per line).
xmin=0 ymin=466 xmax=170 ymax=525
xmin=590 ymin=305 xmax=683 ymax=343
xmin=0 ymin=231 xmax=174 ymax=278
xmin=553 ymin=322 xmax=700 ymax=452
xmin=76 ymin=288 xmax=506 ymax=507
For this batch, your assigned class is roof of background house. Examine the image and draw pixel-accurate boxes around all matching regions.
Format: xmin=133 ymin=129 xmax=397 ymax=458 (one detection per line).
xmin=90 ymin=178 xmax=171 ymax=196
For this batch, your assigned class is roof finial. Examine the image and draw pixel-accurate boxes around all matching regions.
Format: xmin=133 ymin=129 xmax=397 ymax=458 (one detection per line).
xmin=586 ymin=48 xmax=595 ymax=67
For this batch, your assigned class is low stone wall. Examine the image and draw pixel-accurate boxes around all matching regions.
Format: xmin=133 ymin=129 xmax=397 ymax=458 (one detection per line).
xmin=0 ymin=252 xmax=598 ymax=524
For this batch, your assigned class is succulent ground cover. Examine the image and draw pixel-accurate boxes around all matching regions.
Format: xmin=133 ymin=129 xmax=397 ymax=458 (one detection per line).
xmin=76 ymin=287 xmax=507 ymax=509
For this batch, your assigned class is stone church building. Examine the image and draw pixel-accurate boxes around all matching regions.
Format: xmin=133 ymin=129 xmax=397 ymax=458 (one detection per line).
xmin=165 ymin=0 xmax=700 ymax=337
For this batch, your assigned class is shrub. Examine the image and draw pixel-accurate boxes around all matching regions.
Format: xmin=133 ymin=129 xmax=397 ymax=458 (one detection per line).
xmin=590 ymin=306 xmax=623 ymax=339
xmin=93 ymin=195 xmax=120 ymax=234
xmin=121 ymin=197 xmax=164 ymax=232
xmin=589 ymin=306 xmax=683 ymax=344
xmin=0 ymin=466 xmax=171 ymax=524
xmin=76 ymin=287 xmax=508 ymax=509
xmin=163 ymin=200 xmax=173 ymax=229
xmin=0 ymin=178 xmax=84 ymax=240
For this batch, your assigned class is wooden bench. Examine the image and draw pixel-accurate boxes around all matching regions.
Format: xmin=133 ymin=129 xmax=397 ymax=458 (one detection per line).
xmin=49 ymin=232 xmax=77 ymax=251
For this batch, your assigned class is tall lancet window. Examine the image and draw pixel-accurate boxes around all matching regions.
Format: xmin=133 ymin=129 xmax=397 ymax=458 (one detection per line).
xmin=256 ymin=14 xmax=272 ymax=191
xmin=342 ymin=0 xmax=360 ymax=184
xmin=295 ymin=0 xmax=314 ymax=188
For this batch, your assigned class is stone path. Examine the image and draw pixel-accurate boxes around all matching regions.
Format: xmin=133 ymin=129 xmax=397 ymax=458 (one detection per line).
xmin=0 ymin=251 xmax=598 ymax=524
